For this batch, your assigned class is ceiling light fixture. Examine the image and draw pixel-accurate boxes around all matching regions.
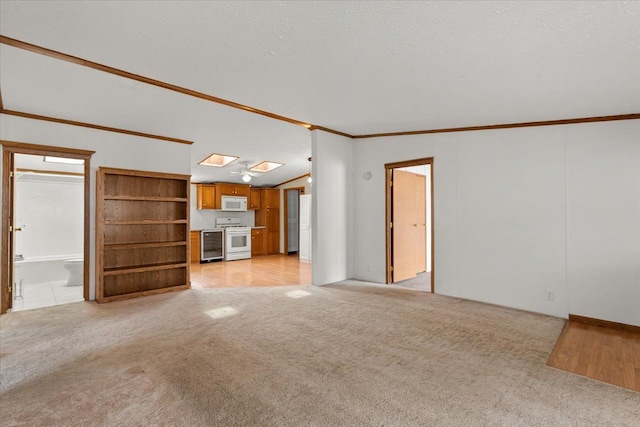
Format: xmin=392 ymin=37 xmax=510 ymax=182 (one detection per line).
xmin=242 ymin=173 xmax=252 ymax=183
xmin=198 ymin=153 xmax=238 ymax=167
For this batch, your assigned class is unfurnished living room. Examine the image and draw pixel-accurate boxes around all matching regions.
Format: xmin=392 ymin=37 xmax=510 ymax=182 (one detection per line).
xmin=0 ymin=1 xmax=639 ymax=426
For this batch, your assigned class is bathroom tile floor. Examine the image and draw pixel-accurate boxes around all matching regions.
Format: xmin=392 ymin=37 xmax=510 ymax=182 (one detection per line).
xmin=11 ymin=280 xmax=84 ymax=312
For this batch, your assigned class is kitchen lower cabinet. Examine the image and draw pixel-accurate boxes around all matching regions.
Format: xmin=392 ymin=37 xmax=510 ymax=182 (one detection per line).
xmin=190 ymin=231 xmax=200 ymax=262
xmin=251 ymin=229 xmax=266 ymax=256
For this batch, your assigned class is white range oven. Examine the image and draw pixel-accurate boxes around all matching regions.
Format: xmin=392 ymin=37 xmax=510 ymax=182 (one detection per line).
xmin=215 ymin=218 xmax=251 ymax=261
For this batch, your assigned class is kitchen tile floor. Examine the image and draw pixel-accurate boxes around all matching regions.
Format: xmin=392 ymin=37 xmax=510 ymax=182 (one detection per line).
xmin=191 ymin=254 xmax=311 ymax=288
xmin=12 ymin=280 xmax=84 ymax=312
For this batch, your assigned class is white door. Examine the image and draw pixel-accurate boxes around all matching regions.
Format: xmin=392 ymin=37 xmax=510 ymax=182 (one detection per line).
xmin=299 ymin=194 xmax=312 ymax=262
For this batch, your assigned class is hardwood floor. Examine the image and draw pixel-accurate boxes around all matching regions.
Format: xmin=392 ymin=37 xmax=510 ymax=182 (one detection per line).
xmin=547 ymin=320 xmax=640 ymax=392
xmin=190 ymin=254 xmax=311 ymax=288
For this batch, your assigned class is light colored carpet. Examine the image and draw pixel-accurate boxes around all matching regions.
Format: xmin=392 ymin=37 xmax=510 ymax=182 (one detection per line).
xmin=1 ymin=281 xmax=638 ymax=426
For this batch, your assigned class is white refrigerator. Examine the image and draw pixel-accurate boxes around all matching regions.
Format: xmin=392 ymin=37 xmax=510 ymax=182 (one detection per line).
xmin=299 ymin=194 xmax=312 ymax=262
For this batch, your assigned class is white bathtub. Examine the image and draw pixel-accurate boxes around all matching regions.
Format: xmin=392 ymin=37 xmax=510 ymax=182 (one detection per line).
xmin=14 ymin=254 xmax=83 ymax=285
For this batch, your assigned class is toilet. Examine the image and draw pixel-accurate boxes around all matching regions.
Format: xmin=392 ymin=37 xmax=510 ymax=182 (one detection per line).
xmin=63 ymin=259 xmax=84 ymax=286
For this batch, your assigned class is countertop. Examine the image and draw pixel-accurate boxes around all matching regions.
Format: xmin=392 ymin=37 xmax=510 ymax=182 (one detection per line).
xmin=191 ymin=226 xmax=265 ymax=231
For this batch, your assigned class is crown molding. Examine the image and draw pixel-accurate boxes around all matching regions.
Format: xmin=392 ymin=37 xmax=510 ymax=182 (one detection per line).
xmin=1 ymin=109 xmax=193 ymax=145
xmin=0 ymin=35 xmax=343 ymax=134
xmin=352 ymin=113 xmax=640 ymax=139
xmin=2 ymin=36 xmax=638 ymax=142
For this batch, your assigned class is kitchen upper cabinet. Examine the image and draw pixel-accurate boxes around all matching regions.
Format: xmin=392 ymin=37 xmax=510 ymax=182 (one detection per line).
xmin=261 ymin=188 xmax=280 ymax=209
xmin=249 ymin=188 xmax=261 ymax=210
xmin=217 ymin=183 xmax=250 ymax=198
xmin=251 ymin=228 xmax=266 ymax=256
xmin=196 ymin=184 xmax=216 ymax=209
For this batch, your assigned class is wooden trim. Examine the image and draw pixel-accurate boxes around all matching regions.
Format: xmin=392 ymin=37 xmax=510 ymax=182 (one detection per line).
xmin=98 ymin=166 xmax=191 ymax=181
xmin=569 ymin=314 xmax=640 ymax=334
xmin=307 ymin=125 xmax=353 ymax=139
xmin=429 ymin=161 xmax=435 ymax=293
xmin=354 ymin=114 xmax=640 ymax=139
xmin=3 ymin=36 xmax=636 ymax=141
xmin=385 ymin=157 xmax=435 ymax=291
xmin=385 ymin=167 xmax=392 ymax=284
xmin=1 ymin=110 xmax=193 ymax=145
xmin=385 ymin=157 xmax=436 ymax=170
xmin=83 ymin=157 xmax=91 ymax=301
xmin=1 ymin=140 xmax=95 ymax=158
xmin=273 ymin=173 xmax=310 ymax=188
xmin=1 ymin=149 xmax=12 ymax=313
xmin=16 ymin=168 xmax=84 ymax=177
xmin=0 ymin=88 xmax=3 ymax=110
xmin=1 ymin=142 xmax=93 ymax=312
xmin=0 ymin=35 xmax=329 ymax=134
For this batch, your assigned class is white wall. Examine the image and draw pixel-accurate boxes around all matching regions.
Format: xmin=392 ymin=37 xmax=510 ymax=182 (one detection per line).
xmin=1 ymin=115 xmax=191 ymax=303
xmin=311 ymin=130 xmax=353 ymax=285
xmin=351 ymin=120 xmax=640 ymax=325
xmin=14 ymin=173 xmax=84 ymax=260
xmin=565 ymin=122 xmax=640 ymax=326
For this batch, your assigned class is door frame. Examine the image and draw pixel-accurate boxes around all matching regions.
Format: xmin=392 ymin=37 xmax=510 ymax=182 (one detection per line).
xmin=385 ymin=157 xmax=434 ymax=291
xmin=282 ymin=186 xmax=305 ymax=255
xmin=1 ymin=140 xmax=94 ymax=314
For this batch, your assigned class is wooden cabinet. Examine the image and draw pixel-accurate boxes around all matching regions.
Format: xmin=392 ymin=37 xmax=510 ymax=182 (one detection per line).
xmin=249 ymin=188 xmax=261 ymax=210
xmin=190 ymin=231 xmax=200 ymax=263
xmin=262 ymin=188 xmax=280 ymax=209
xmin=96 ymin=167 xmax=191 ymax=303
xmin=251 ymin=228 xmax=266 ymax=256
xmin=196 ymin=184 xmax=216 ymax=209
xmin=255 ymin=188 xmax=280 ymax=255
xmin=216 ymin=183 xmax=250 ymax=197
xmin=197 ymin=183 xmax=250 ymax=210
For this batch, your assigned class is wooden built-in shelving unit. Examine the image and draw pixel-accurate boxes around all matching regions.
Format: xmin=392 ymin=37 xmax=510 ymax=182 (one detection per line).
xmin=96 ymin=167 xmax=191 ymax=303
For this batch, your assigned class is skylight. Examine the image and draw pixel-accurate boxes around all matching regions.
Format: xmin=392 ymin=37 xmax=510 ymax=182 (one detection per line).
xmin=250 ymin=161 xmax=284 ymax=173
xmin=198 ymin=153 xmax=238 ymax=167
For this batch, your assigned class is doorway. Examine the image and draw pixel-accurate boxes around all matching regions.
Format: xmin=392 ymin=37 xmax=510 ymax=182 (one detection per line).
xmin=283 ymin=187 xmax=305 ymax=256
xmin=385 ymin=158 xmax=434 ymax=292
xmin=1 ymin=141 xmax=94 ymax=314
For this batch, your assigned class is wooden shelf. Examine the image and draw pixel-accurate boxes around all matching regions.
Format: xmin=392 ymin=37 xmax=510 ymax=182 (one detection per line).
xmin=104 ymin=262 xmax=188 ymax=276
xmin=104 ymin=195 xmax=188 ymax=202
xmin=96 ymin=167 xmax=191 ymax=303
xmin=104 ymin=219 xmax=187 ymax=225
xmin=99 ymin=284 xmax=190 ymax=303
xmin=105 ymin=241 xmax=187 ymax=250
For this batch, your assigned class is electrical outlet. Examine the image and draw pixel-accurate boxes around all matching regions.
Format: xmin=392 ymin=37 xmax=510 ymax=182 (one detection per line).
xmin=545 ymin=291 xmax=555 ymax=302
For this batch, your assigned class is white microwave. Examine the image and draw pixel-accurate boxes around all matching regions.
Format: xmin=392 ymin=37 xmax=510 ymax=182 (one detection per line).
xmin=221 ymin=196 xmax=247 ymax=212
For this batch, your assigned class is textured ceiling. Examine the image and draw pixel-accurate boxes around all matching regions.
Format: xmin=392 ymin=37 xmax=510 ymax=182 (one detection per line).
xmin=1 ymin=1 xmax=639 ymax=183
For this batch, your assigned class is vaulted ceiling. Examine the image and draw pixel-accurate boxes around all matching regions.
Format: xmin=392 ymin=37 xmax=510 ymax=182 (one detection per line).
xmin=1 ymin=1 xmax=638 ymax=185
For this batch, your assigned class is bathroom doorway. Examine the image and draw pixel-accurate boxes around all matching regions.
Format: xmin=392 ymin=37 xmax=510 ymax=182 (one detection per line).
xmin=1 ymin=141 xmax=94 ymax=314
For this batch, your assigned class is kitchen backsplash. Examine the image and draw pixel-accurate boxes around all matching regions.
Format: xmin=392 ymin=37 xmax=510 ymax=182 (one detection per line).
xmin=190 ymin=184 xmax=255 ymax=230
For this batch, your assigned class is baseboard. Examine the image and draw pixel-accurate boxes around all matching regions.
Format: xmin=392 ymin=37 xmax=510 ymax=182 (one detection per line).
xmin=569 ymin=314 xmax=640 ymax=334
